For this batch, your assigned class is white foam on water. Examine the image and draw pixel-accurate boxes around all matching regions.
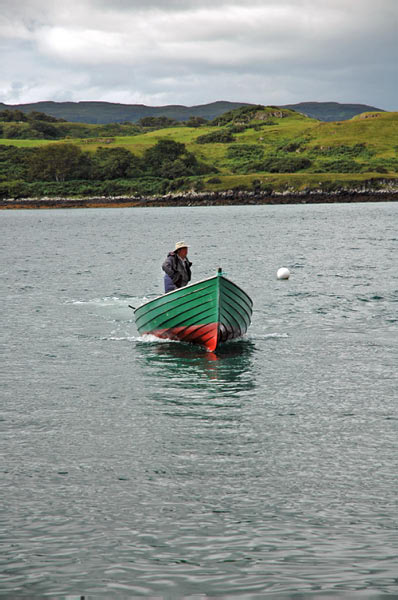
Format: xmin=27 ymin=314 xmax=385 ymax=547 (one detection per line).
xmin=100 ymin=335 xmax=137 ymax=342
xmin=100 ymin=333 xmax=177 ymax=344
xmin=135 ymin=334 xmax=178 ymax=344
xmin=68 ymin=296 xmax=142 ymax=307
xmin=250 ymin=332 xmax=289 ymax=340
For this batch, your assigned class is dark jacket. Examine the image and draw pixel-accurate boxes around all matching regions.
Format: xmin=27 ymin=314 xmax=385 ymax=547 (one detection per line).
xmin=162 ymin=251 xmax=192 ymax=288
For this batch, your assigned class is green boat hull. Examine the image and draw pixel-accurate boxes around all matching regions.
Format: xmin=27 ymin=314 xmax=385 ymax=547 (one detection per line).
xmin=134 ymin=270 xmax=253 ymax=351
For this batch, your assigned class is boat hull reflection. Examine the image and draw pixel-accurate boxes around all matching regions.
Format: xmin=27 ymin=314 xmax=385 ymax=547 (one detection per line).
xmin=136 ymin=339 xmax=256 ymax=400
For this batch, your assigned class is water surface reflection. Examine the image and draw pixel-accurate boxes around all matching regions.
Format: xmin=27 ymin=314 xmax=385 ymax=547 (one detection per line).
xmin=136 ymin=339 xmax=256 ymax=404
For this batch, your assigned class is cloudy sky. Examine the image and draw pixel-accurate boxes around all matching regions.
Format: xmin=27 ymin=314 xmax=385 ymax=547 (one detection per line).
xmin=1 ymin=0 xmax=397 ymax=109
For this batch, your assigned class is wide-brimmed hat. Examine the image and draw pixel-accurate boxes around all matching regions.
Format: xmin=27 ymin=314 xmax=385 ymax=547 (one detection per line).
xmin=175 ymin=241 xmax=189 ymax=251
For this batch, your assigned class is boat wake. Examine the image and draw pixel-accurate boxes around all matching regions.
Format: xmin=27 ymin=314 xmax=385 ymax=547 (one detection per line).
xmin=68 ymin=295 xmax=141 ymax=307
xmin=135 ymin=334 xmax=179 ymax=344
xmin=249 ymin=332 xmax=289 ymax=340
xmin=100 ymin=333 xmax=178 ymax=344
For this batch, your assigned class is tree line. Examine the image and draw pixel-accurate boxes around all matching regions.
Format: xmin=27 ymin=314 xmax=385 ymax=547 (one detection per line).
xmin=0 ymin=139 xmax=215 ymax=198
xmin=0 ymin=113 xmax=140 ymax=140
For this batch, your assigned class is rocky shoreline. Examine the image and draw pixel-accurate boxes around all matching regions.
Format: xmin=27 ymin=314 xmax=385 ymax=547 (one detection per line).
xmin=1 ymin=187 xmax=398 ymax=209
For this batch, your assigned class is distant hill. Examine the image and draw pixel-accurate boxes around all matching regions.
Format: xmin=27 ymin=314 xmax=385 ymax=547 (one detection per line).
xmin=0 ymin=100 xmax=385 ymax=124
xmin=281 ymin=102 xmax=384 ymax=122
xmin=0 ymin=100 xmax=251 ymax=124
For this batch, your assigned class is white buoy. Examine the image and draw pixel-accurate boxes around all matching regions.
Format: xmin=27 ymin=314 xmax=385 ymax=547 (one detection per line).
xmin=277 ymin=267 xmax=290 ymax=280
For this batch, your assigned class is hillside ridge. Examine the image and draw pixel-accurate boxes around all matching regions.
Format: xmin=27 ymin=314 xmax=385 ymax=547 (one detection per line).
xmin=0 ymin=100 xmax=384 ymax=124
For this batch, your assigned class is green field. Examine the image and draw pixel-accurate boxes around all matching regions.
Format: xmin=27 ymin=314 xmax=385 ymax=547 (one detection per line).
xmin=1 ymin=106 xmax=398 ymax=198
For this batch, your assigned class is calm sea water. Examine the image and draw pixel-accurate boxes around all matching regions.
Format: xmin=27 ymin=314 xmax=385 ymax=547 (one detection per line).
xmin=1 ymin=203 xmax=398 ymax=598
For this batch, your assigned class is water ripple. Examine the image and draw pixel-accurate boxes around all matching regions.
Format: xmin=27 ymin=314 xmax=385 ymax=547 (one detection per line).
xmin=1 ymin=203 xmax=398 ymax=597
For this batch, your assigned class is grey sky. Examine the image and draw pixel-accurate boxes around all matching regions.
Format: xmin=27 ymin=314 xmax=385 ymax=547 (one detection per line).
xmin=0 ymin=0 xmax=397 ymax=109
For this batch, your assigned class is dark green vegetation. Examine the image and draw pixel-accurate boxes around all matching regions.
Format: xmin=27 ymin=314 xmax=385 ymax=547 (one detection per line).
xmin=0 ymin=138 xmax=214 ymax=198
xmin=0 ymin=100 xmax=384 ymax=124
xmin=1 ymin=104 xmax=397 ymax=200
xmin=0 ymin=108 xmax=140 ymax=139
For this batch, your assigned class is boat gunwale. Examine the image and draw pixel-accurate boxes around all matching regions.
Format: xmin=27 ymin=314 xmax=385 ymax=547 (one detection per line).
xmin=134 ymin=273 xmax=253 ymax=315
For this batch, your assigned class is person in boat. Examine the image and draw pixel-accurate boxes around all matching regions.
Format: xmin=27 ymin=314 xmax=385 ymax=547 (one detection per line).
xmin=162 ymin=241 xmax=192 ymax=293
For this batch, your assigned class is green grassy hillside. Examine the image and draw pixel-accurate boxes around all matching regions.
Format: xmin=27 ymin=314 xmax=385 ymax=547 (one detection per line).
xmin=73 ymin=107 xmax=397 ymax=176
xmin=306 ymin=112 xmax=398 ymax=157
xmin=1 ymin=105 xmax=397 ymax=199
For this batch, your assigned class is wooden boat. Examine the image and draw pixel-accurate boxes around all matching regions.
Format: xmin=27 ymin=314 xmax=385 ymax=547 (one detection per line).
xmin=134 ymin=268 xmax=253 ymax=351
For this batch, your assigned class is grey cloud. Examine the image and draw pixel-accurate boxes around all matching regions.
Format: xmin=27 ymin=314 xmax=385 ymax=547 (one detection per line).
xmin=0 ymin=0 xmax=397 ymax=109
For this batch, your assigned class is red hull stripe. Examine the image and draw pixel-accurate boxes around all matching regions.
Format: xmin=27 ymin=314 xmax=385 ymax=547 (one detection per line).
xmin=147 ymin=323 xmax=219 ymax=351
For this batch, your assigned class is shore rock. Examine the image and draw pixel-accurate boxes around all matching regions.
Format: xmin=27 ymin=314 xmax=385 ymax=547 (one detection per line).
xmin=1 ymin=186 xmax=398 ymax=210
